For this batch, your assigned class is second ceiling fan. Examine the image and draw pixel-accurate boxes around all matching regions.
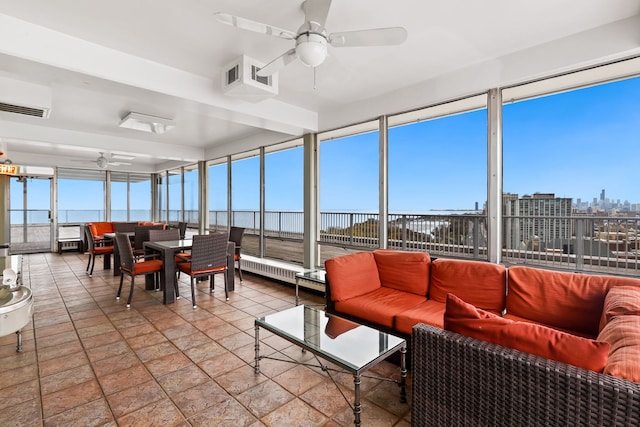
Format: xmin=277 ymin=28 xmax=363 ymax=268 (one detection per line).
xmin=215 ymin=0 xmax=408 ymax=77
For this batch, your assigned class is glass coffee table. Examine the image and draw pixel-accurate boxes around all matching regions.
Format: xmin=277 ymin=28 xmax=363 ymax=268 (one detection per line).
xmin=254 ymin=305 xmax=407 ymax=427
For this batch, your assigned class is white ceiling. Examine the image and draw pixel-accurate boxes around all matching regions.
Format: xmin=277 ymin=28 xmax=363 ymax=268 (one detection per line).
xmin=0 ymin=0 xmax=638 ymax=172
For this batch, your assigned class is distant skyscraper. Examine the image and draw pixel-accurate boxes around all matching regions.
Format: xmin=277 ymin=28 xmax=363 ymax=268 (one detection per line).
xmin=601 ymin=189 xmax=605 ymax=201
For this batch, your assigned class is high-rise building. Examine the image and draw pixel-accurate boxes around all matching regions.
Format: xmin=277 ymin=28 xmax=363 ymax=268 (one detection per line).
xmin=503 ymin=192 xmax=573 ymax=249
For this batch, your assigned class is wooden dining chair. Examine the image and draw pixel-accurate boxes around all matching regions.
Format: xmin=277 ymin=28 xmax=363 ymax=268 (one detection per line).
xmin=84 ymin=224 xmax=113 ymax=277
xmin=229 ymin=226 xmax=245 ymax=282
xmin=114 ymin=232 xmax=163 ymax=308
xmin=175 ymin=233 xmax=228 ymax=308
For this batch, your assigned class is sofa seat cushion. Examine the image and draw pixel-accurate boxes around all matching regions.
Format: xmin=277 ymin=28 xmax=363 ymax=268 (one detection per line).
xmin=506 ymin=266 xmax=613 ymax=336
xmin=334 ymin=287 xmax=426 ymax=329
xmin=445 ymin=294 xmax=611 ymax=373
xmin=599 ymin=286 xmax=640 ymax=332
xmin=395 ymin=300 xmax=447 ymax=334
xmin=373 ymin=250 xmax=430 ymax=296
xmin=325 ymin=252 xmax=381 ymax=302
xmin=597 ymin=315 xmax=640 ymax=383
xmin=430 ymin=259 xmax=505 ymax=311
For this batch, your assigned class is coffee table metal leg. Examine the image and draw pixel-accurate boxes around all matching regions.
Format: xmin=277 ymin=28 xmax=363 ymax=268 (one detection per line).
xmin=295 ymin=277 xmax=300 ymax=306
xmin=400 ymin=345 xmax=407 ymax=403
xmin=353 ymin=373 xmax=361 ymax=426
xmin=254 ymin=324 xmax=260 ymax=374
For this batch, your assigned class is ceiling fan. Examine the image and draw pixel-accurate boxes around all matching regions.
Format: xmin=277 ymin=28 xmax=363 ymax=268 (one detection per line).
xmin=72 ymin=152 xmax=133 ymax=169
xmin=215 ymin=0 xmax=408 ymax=77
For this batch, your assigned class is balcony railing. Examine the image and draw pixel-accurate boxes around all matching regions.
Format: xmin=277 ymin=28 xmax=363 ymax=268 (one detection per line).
xmin=54 ymin=209 xmax=640 ymax=276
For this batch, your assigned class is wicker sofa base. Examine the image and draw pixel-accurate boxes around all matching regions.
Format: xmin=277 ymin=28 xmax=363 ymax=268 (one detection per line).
xmin=411 ymin=323 xmax=640 ymax=427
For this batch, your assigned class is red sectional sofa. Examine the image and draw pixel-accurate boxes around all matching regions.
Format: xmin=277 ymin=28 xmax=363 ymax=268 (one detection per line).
xmin=324 ymin=250 xmax=640 ymax=426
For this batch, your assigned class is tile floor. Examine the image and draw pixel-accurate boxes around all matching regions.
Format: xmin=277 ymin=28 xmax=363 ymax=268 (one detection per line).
xmin=0 ymin=252 xmax=411 ymax=426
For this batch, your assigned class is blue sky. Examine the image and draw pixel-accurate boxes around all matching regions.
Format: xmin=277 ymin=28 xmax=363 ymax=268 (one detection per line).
xmin=13 ymin=75 xmax=640 ymax=214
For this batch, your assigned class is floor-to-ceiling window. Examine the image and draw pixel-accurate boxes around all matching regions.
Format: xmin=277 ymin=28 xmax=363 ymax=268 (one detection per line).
xmin=264 ymin=140 xmax=304 ymax=264
xmin=129 ymin=173 xmax=152 ymax=221
xmin=388 ymin=95 xmax=488 ymax=258
xmin=58 ymin=169 xmax=106 ymax=223
xmin=167 ymin=168 xmax=182 ymax=223
xmin=502 ymin=70 xmax=640 ymax=274
xmin=208 ymin=158 xmax=228 ymax=231
xmin=231 ymin=151 xmax=260 ymax=256
xmin=183 ymin=164 xmax=199 ymax=224
xmin=318 ymin=122 xmax=379 ymax=263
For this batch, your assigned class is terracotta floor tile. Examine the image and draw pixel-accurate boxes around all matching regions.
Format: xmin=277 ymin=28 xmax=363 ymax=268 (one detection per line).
xmin=134 ymin=341 xmax=179 ymax=363
xmin=273 ymin=365 xmax=326 ymax=396
xmin=40 ymin=364 xmax=96 ymax=395
xmin=236 ymin=380 xmax=295 ymax=419
xmin=169 ymin=331 xmax=213 ymax=351
xmin=116 ymin=397 xmax=185 ymax=426
xmin=145 ymin=351 xmax=194 ymax=378
xmin=183 ymin=340 xmax=227 ymax=364
xmin=85 ymin=340 xmax=133 ymax=363
xmin=157 ymin=364 xmax=210 ymax=395
xmin=0 ymin=378 xmax=39 ymax=410
xmin=35 ymin=330 xmax=80 ymax=349
xmin=198 ymin=351 xmax=246 ymax=378
xmin=171 ymin=380 xmax=230 ymax=418
xmin=215 ymin=364 xmax=269 ymax=396
xmin=42 ymin=379 xmax=103 ymax=418
xmin=106 ymin=380 xmax=167 ymax=419
xmin=38 ymin=352 xmax=89 ymax=377
xmin=118 ymin=321 xmax=157 ymax=339
xmin=43 ymin=398 xmax=114 ymax=427
xmin=92 ymin=352 xmax=142 ymax=378
xmin=0 ymin=398 xmax=42 ymax=427
xmin=99 ymin=364 xmax=154 ymax=395
xmin=80 ymin=330 xmax=124 ymax=349
xmin=188 ymin=398 xmax=258 ymax=427
xmin=300 ymin=380 xmax=354 ymax=418
xmin=217 ymin=330 xmax=255 ymax=351
xmin=261 ymin=398 xmax=328 ymax=427
xmin=126 ymin=331 xmax=168 ymax=350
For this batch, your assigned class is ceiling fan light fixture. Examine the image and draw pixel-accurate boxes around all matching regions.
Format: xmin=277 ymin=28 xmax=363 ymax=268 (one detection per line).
xmin=96 ymin=153 xmax=108 ymax=169
xmin=119 ymin=112 xmax=175 ymax=134
xmin=296 ymin=33 xmax=327 ymax=67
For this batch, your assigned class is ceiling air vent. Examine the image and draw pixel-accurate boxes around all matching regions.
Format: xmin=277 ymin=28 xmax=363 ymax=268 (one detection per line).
xmin=222 ymin=55 xmax=278 ymax=102
xmin=0 ymin=76 xmax=52 ymax=119
xmin=0 ymin=102 xmax=50 ymax=118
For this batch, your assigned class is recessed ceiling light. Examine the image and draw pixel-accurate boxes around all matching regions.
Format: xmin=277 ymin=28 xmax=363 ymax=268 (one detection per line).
xmin=119 ymin=112 xmax=175 ymax=134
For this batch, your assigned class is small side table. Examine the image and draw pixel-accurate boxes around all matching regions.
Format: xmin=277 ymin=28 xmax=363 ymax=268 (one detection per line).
xmin=294 ymin=269 xmax=326 ymax=306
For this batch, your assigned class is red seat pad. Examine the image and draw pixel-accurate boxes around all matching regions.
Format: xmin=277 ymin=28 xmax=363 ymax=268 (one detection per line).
xmin=430 ymin=258 xmax=506 ymax=311
xmin=90 ymin=246 xmax=113 ymax=255
xmin=334 ymin=287 xmax=425 ymax=328
xmin=124 ymin=259 xmax=162 ymax=275
xmin=507 ymin=266 xmax=614 ymax=336
xmin=396 ymin=300 xmax=447 ymax=334
xmin=373 ymin=249 xmax=430 ymax=296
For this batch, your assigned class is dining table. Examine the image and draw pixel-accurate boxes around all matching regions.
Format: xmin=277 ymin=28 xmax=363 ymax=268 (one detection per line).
xmin=144 ymin=239 xmax=236 ymax=304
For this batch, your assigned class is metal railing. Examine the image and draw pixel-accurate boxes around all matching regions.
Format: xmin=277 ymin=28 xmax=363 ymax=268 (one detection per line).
xmin=53 ymin=209 xmax=640 ymax=276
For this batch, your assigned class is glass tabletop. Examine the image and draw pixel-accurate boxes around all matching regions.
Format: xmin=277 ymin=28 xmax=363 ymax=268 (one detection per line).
xmin=295 ymin=269 xmax=326 ymax=283
xmin=255 ymin=305 xmax=405 ymax=372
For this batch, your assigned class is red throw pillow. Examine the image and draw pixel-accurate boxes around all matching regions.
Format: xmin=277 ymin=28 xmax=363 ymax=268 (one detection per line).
xmin=444 ymin=293 xmax=611 ymax=373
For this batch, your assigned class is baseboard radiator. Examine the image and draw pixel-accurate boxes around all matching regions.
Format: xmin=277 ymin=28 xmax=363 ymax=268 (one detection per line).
xmin=240 ymin=256 xmax=325 ymax=293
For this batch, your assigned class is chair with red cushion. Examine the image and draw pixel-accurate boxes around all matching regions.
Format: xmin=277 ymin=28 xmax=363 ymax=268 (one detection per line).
xmin=84 ymin=225 xmax=114 ymax=277
xmin=114 ymin=232 xmax=163 ymax=308
xmin=176 ymin=233 xmax=228 ymax=308
xmin=229 ymin=226 xmax=245 ymax=282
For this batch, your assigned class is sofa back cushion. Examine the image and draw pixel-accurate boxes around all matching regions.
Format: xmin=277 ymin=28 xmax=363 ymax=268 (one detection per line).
xmin=373 ymin=250 xmax=430 ymax=296
xmin=506 ymin=266 xmax=611 ymax=336
xmin=599 ymin=285 xmax=640 ymax=331
xmin=325 ymin=252 xmax=381 ymax=302
xmin=430 ymin=259 xmax=505 ymax=311
xmin=445 ymin=293 xmax=611 ymax=373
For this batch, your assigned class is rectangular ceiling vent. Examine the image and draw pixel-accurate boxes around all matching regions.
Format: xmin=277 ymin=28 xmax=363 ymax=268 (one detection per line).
xmin=222 ymin=55 xmax=278 ymax=102
xmin=0 ymin=102 xmax=50 ymax=118
xmin=0 ymin=76 xmax=52 ymax=119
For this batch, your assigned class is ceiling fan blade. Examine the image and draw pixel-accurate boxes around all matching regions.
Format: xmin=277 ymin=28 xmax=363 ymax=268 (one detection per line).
xmin=329 ymin=27 xmax=408 ymax=47
xmin=257 ymin=49 xmax=298 ymax=77
xmin=214 ymin=12 xmax=297 ymax=40
xmin=302 ymin=0 xmax=332 ymax=27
